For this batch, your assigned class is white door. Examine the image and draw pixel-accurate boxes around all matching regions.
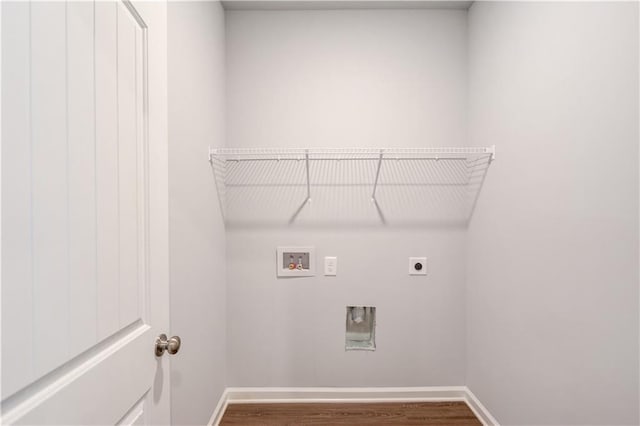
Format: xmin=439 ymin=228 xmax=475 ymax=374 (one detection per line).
xmin=1 ymin=0 xmax=171 ymax=424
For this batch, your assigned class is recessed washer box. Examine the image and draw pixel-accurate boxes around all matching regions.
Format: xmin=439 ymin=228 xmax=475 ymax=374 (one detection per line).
xmin=277 ymin=246 xmax=315 ymax=277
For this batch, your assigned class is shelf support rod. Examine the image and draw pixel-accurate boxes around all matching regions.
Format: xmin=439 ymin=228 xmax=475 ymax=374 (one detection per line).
xmin=371 ymin=150 xmax=384 ymax=202
xmin=305 ymin=150 xmax=311 ymax=202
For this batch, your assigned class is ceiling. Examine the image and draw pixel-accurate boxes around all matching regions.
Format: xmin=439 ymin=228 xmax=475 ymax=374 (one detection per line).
xmin=221 ymin=0 xmax=474 ymax=11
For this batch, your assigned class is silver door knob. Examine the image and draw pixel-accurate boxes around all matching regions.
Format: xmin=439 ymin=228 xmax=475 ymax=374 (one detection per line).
xmin=155 ymin=334 xmax=181 ymax=356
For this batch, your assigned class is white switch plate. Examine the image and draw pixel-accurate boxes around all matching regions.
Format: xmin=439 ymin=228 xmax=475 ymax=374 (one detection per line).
xmin=324 ymin=256 xmax=337 ymax=276
xmin=409 ymin=257 xmax=427 ymax=275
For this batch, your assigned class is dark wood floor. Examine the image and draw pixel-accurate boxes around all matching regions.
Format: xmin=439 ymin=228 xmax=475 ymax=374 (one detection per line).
xmin=219 ymin=401 xmax=482 ymax=425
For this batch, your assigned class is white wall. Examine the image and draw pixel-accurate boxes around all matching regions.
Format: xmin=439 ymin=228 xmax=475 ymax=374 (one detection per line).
xmin=225 ymin=9 xmax=469 ymax=387
xmin=167 ymin=2 xmax=226 ymax=424
xmin=226 ymin=9 xmax=467 ymax=148
xmin=466 ymin=2 xmax=639 ymax=425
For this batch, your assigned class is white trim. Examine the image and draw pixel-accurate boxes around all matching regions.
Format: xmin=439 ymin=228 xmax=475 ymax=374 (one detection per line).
xmin=224 ymin=386 xmax=466 ymax=402
xmin=465 ymin=387 xmax=500 ymax=426
xmin=208 ymin=388 xmax=229 ymax=426
xmin=220 ymin=1 xmax=474 ymax=11
xmin=207 ymin=387 xmax=499 ymax=426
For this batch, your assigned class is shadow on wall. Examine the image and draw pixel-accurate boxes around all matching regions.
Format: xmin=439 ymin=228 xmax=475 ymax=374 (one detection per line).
xmin=210 ymin=154 xmax=491 ymax=229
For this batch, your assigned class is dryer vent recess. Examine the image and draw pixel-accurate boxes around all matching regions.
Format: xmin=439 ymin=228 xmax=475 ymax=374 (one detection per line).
xmin=346 ymin=306 xmax=376 ymax=351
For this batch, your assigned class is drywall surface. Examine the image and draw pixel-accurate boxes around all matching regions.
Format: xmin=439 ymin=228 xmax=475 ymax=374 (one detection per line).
xmin=466 ymin=2 xmax=639 ymax=424
xmin=225 ymin=9 xmax=468 ymax=386
xmin=168 ymin=2 xmax=226 ymax=424
xmin=226 ymin=9 xmax=467 ymax=148
xmin=227 ymin=228 xmax=466 ymax=386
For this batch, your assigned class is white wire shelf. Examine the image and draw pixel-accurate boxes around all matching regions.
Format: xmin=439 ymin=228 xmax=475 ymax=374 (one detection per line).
xmin=208 ymin=146 xmax=495 ymax=226
xmin=209 ymin=146 xmax=495 ymax=161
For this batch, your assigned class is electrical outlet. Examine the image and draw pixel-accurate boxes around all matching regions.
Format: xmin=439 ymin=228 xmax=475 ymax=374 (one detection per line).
xmin=409 ymin=257 xmax=427 ymax=276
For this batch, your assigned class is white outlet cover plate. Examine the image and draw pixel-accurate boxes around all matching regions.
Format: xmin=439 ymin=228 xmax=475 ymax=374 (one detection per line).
xmin=324 ymin=256 xmax=337 ymax=276
xmin=409 ymin=257 xmax=427 ymax=275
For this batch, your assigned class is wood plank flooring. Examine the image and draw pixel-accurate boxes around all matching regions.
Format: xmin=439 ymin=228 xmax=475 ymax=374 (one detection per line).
xmin=219 ymin=401 xmax=482 ymax=425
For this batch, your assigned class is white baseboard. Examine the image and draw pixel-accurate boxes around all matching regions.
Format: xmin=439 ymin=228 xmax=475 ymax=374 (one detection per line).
xmin=464 ymin=387 xmax=500 ymax=426
xmin=208 ymin=388 xmax=230 ymax=426
xmin=208 ymin=386 xmax=499 ymax=426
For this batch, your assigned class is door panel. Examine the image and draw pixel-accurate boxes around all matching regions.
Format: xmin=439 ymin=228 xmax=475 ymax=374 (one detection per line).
xmin=117 ymin=394 xmax=148 ymax=426
xmin=67 ymin=0 xmax=98 ymax=356
xmin=95 ymin=0 xmax=121 ymax=341
xmin=8 ymin=325 xmax=154 ymax=425
xmin=1 ymin=0 xmax=170 ymax=423
xmin=117 ymin=3 xmax=142 ymax=329
xmin=31 ymin=0 xmax=70 ymax=379
xmin=1 ymin=0 xmax=34 ymax=396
